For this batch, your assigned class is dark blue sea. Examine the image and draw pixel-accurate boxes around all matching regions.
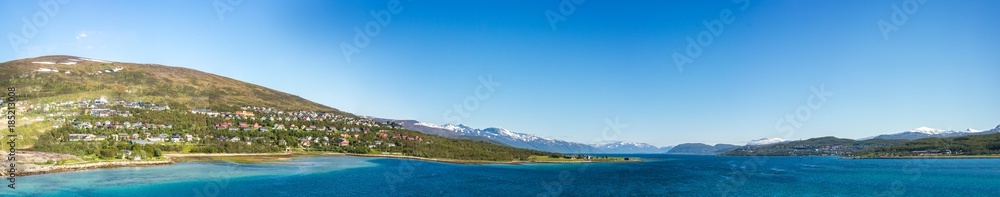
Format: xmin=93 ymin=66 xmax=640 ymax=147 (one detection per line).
xmin=8 ymin=154 xmax=1000 ymax=196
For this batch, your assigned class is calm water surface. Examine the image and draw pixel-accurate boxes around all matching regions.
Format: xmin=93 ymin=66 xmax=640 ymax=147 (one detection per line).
xmin=8 ymin=154 xmax=1000 ymax=196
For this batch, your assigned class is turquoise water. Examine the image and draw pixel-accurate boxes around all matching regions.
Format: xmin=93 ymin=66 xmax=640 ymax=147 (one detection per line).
xmin=7 ymin=154 xmax=1000 ymax=196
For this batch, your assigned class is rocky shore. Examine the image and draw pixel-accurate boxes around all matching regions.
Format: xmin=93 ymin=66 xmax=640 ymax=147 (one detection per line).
xmin=5 ymin=160 xmax=174 ymax=177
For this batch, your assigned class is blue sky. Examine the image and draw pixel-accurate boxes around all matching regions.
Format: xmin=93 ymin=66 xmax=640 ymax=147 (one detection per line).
xmin=2 ymin=0 xmax=999 ymax=146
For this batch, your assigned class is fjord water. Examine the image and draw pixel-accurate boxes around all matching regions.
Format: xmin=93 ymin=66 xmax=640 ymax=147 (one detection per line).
xmin=10 ymin=155 xmax=1000 ymax=196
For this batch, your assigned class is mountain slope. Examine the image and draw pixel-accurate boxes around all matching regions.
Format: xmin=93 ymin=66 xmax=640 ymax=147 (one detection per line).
xmin=592 ymin=141 xmax=665 ymax=154
xmin=666 ymin=143 xmax=740 ymax=155
xmin=387 ymin=120 xmax=600 ymax=153
xmin=747 ymin=137 xmax=788 ymax=146
xmin=4 ymin=56 xmax=563 ymax=162
xmin=383 ymin=120 xmax=671 ymax=153
xmin=865 ymin=127 xmax=988 ymax=140
xmin=723 ymin=137 xmax=907 ymax=156
xmin=859 ymin=124 xmax=1000 ymax=157
xmin=1 ymin=55 xmax=341 ymax=113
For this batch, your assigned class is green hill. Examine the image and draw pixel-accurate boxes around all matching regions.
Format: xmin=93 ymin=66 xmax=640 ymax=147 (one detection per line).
xmin=1 ymin=55 xmax=339 ymax=113
xmin=722 ymin=137 xmax=906 ymax=156
xmin=857 ymin=125 xmax=1000 ymax=157
xmin=1 ymin=56 xmax=559 ymax=162
xmin=667 ymin=143 xmax=740 ymax=155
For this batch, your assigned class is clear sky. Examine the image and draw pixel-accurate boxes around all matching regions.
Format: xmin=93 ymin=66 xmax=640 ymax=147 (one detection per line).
xmin=3 ymin=0 xmax=999 ymax=146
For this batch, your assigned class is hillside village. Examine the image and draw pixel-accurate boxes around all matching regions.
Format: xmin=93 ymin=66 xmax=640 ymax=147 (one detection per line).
xmin=11 ymin=96 xmax=440 ymax=161
xmin=2 ymin=56 xmax=556 ymax=163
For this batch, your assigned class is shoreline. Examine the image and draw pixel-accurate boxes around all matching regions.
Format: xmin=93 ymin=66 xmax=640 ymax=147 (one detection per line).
xmin=852 ymin=155 xmax=1000 ymax=159
xmin=8 ymin=160 xmax=174 ymax=177
xmin=163 ymin=153 xmax=296 ymax=158
xmin=11 ymin=152 xmax=639 ymax=177
xmin=338 ymin=153 xmax=642 ymax=164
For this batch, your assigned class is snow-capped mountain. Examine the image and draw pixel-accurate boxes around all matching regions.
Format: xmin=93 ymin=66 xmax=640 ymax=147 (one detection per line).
xmin=747 ymin=137 xmax=788 ymax=146
xmin=667 ymin=143 xmax=740 ymax=155
xmin=866 ymin=126 xmax=991 ymax=140
xmin=909 ymin=127 xmax=951 ymax=135
xmin=381 ymin=119 xmax=670 ymax=153
xmin=592 ymin=141 xmax=668 ymax=154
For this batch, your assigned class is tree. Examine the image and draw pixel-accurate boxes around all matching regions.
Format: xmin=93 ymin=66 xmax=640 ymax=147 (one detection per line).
xmin=99 ymin=149 xmax=118 ymax=159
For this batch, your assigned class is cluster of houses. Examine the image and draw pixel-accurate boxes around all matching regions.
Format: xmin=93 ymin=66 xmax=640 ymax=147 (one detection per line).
xmin=68 ymin=132 xmax=198 ymax=143
xmin=29 ymin=101 xmax=428 ymax=152
xmin=910 ymin=150 xmax=955 ymax=156
xmin=298 ymin=136 xmax=353 ymax=147
xmin=3 ymin=101 xmax=28 ymax=113
xmin=89 ymin=108 xmax=132 ymax=117
xmin=72 ymin=120 xmax=172 ymax=130
xmin=201 ymin=135 xmax=263 ymax=144
xmin=10 ymin=97 xmax=172 ymax=131
xmin=211 ymin=121 xmax=374 ymax=133
xmin=293 ymin=136 xmax=399 ymax=149
xmin=191 ymin=106 xmax=397 ymax=129
xmin=19 ymin=97 xmax=169 ymax=114
xmin=213 ymin=122 xmax=270 ymax=132
xmin=385 ymin=132 xmax=423 ymax=141
xmin=778 ymin=144 xmax=894 ymax=156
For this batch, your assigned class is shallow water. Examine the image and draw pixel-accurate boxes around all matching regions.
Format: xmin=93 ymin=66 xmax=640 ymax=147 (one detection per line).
xmin=8 ymin=154 xmax=1000 ymax=196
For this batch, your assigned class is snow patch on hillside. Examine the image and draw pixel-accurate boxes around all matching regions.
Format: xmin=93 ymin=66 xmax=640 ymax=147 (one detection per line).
xmin=747 ymin=137 xmax=787 ymax=145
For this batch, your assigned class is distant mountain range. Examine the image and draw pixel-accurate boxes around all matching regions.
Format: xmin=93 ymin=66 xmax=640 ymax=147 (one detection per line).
xmin=858 ymin=125 xmax=1000 ymax=157
xmin=726 ymin=125 xmax=1000 ymax=156
xmin=379 ymin=117 xmax=1000 ymax=155
xmin=667 ymin=143 xmax=740 ymax=155
xmin=593 ymin=141 xmax=674 ymax=154
xmin=375 ymin=119 xmax=672 ymax=154
xmin=13 ymin=55 xmax=997 ymax=158
xmin=864 ymin=126 xmax=996 ymax=140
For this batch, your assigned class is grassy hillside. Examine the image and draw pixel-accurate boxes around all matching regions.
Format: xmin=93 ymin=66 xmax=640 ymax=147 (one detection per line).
xmin=1 ymin=55 xmax=340 ymax=113
xmin=722 ymin=137 xmax=906 ymax=156
xmin=1 ymin=55 xmax=562 ymax=162
xmin=858 ymin=126 xmax=1000 ymax=157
